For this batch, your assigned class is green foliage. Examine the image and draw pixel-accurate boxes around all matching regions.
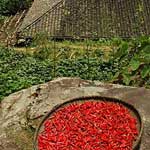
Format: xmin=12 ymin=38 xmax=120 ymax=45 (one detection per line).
xmin=0 ymin=46 xmax=53 ymax=100
xmin=0 ymin=37 xmax=150 ymax=101
xmin=112 ymin=37 xmax=150 ymax=87
xmin=32 ymin=33 xmax=52 ymax=60
xmin=0 ymin=45 xmax=114 ymax=101
xmin=56 ymin=57 xmax=115 ymax=81
xmin=0 ymin=0 xmax=32 ymax=15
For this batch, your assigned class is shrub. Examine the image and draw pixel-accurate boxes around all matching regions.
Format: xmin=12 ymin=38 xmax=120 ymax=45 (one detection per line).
xmin=112 ymin=37 xmax=150 ymax=88
xmin=0 ymin=0 xmax=32 ymax=15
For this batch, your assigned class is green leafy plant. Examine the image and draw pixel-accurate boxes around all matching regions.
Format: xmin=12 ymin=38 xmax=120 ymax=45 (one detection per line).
xmin=0 ymin=46 xmax=53 ymax=101
xmin=1 ymin=37 xmax=150 ymax=101
xmin=112 ymin=37 xmax=150 ymax=87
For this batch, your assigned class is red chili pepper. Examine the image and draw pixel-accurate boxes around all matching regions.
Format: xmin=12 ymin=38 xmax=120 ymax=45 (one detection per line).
xmin=38 ymin=101 xmax=138 ymax=150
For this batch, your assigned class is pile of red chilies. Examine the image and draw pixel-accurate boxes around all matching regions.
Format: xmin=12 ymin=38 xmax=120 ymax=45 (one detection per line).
xmin=38 ymin=101 xmax=138 ymax=150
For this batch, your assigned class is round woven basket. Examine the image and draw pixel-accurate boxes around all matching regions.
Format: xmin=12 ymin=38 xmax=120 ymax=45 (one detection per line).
xmin=34 ymin=96 xmax=143 ymax=150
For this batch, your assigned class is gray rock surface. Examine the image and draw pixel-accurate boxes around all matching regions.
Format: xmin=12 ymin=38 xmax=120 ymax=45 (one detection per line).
xmin=0 ymin=77 xmax=150 ymax=149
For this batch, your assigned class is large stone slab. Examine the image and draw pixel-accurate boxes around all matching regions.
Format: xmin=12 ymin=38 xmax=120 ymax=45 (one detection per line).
xmin=0 ymin=77 xmax=150 ymax=149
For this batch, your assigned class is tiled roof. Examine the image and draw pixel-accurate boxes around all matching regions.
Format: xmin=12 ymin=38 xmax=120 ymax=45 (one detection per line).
xmin=20 ymin=0 xmax=61 ymax=30
xmin=19 ymin=0 xmax=150 ymax=38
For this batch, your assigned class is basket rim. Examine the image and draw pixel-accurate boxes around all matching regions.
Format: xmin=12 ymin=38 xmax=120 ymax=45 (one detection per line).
xmin=34 ymin=95 xmax=143 ymax=150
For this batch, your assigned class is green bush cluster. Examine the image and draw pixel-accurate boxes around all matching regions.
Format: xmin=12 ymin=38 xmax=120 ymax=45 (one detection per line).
xmin=0 ymin=47 xmax=53 ymax=100
xmin=0 ymin=37 xmax=150 ymax=101
xmin=112 ymin=37 xmax=150 ymax=87
xmin=0 ymin=0 xmax=32 ymax=15
xmin=56 ymin=57 xmax=115 ymax=81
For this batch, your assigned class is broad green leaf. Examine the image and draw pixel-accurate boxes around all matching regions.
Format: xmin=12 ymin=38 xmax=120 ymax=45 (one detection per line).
xmin=141 ymin=66 xmax=150 ymax=78
xmin=142 ymin=45 xmax=150 ymax=54
xmin=130 ymin=59 xmax=141 ymax=71
xmin=123 ymin=74 xmax=131 ymax=85
xmin=114 ymin=42 xmax=128 ymax=58
xmin=112 ymin=72 xmax=120 ymax=80
xmin=120 ymin=42 xmax=129 ymax=52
